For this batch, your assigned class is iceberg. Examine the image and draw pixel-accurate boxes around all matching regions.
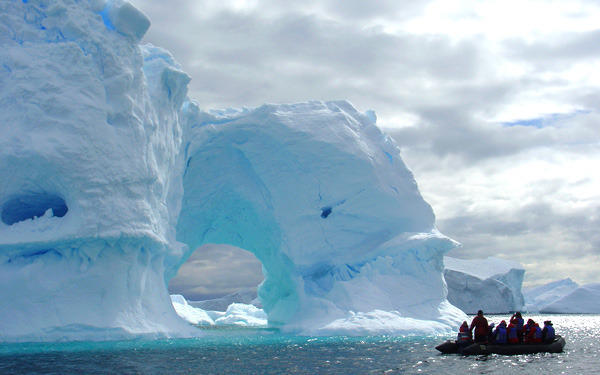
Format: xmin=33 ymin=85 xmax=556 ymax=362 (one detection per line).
xmin=0 ymin=0 xmax=464 ymax=341
xmin=537 ymin=283 xmax=600 ymax=314
xmin=524 ymin=278 xmax=579 ymax=312
xmin=444 ymin=257 xmax=525 ymax=314
xmin=189 ymin=288 xmax=260 ymax=312
xmin=171 ymin=295 xmax=267 ymax=327
xmin=170 ymin=295 xmax=215 ymax=326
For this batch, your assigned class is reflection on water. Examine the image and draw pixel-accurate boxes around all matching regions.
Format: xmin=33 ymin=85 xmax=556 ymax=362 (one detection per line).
xmin=0 ymin=314 xmax=598 ymax=374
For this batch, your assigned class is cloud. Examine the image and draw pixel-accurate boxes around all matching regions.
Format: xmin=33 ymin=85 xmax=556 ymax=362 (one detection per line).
xmin=389 ymin=111 xmax=600 ymax=287
xmin=168 ymin=244 xmax=263 ymax=300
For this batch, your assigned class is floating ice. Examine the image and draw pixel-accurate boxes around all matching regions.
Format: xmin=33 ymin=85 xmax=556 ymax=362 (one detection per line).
xmin=171 ymin=295 xmax=267 ymax=327
xmin=444 ymin=257 xmax=525 ymax=314
xmin=524 ymin=280 xmax=600 ymax=313
xmin=524 ymin=278 xmax=579 ymax=312
xmin=540 ymin=284 xmax=600 ymax=313
xmin=189 ymin=288 xmax=260 ymax=312
xmin=0 ymin=0 xmax=464 ymax=341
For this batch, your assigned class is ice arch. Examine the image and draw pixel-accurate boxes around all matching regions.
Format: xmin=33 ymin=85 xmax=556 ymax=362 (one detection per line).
xmin=174 ymin=101 xmax=464 ymax=333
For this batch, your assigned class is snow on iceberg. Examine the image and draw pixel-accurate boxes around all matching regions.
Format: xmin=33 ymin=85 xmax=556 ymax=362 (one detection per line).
xmin=213 ymin=303 xmax=268 ymax=327
xmin=524 ymin=278 xmax=579 ymax=312
xmin=171 ymin=295 xmax=267 ymax=327
xmin=170 ymin=295 xmax=215 ymax=326
xmin=0 ymin=0 xmax=464 ymax=341
xmin=444 ymin=257 xmax=525 ymax=314
xmin=538 ymin=283 xmax=600 ymax=314
xmin=189 ymin=288 xmax=260 ymax=312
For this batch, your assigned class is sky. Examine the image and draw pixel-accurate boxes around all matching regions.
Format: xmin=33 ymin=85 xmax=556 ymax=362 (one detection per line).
xmin=128 ymin=0 xmax=600 ymax=299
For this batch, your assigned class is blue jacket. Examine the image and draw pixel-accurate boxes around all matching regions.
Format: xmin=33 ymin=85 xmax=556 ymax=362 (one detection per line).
xmin=494 ymin=325 xmax=507 ymax=344
xmin=543 ymin=325 xmax=555 ymax=341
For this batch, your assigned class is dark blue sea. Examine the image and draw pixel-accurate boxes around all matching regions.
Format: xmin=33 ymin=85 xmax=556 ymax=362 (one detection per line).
xmin=0 ymin=314 xmax=598 ymax=374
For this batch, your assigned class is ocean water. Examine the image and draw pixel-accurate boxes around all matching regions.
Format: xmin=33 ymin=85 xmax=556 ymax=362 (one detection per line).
xmin=0 ymin=314 xmax=598 ymax=374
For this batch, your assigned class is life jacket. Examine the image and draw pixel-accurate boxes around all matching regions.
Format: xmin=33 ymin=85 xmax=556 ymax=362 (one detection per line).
xmin=523 ymin=324 xmax=533 ymax=343
xmin=516 ymin=317 xmax=524 ymax=331
xmin=511 ymin=316 xmax=524 ymax=331
xmin=495 ymin=326 xmax=507 ymax=344
xmin=507 ymin=324 xmax=519 ymax=343
xmin=545 ymin=325 xmax=556 ymax=341
xmin=458 ymin=324 xmax=471 ymax=342
xmin=532 ymin=324 xmax=543 ymax=343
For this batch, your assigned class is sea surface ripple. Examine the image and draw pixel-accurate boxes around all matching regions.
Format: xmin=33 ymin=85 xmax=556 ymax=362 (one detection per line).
xmin=0 ymin=314 xmax=598 ymax=374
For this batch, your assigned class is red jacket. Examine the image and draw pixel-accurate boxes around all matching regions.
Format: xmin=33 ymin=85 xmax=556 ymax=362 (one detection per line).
xmin=470 ymin=315 xmax=489 ymax=337
xmin=507 ymin=323 xmax=519 ymax=344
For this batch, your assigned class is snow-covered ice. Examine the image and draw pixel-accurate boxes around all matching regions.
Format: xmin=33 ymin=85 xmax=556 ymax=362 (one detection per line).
xmin=0 ymin=0 xmax=465 ymax=341
xmin=524 ymin=278 xmax=579 ymax=312
xmin=540 ymin=284 xmax=600 ymax=313
xmin=171 ymin=295 xmax=267 ymax=327
xmin=189 ymin=288 xmax=260 ymax=312
xmin=524 ymin=279 xmax=600 ymax=313
xmin=170 ymin=295 xmax=215 ymax=326
xmin=444 ymin=257 xmax=525 ymax=314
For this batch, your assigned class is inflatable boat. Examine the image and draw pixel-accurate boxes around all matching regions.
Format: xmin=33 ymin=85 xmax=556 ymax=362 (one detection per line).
xmin=435 ymin=335 xmax=565 ymax=355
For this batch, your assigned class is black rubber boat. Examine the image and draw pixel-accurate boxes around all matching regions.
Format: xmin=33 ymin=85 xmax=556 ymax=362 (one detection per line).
xmin=435 ymin=335 xmax=566 ymax=355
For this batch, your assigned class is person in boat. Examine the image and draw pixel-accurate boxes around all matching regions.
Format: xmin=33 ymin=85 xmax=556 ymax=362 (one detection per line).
xmin=542 ymin=320 xmax=556 ymax=343
xmin=470 ymin=310 xmax=489 ymax=343
xmin=494 ymin=320 xmax=508 ymax=344
xmin=524 ymin=319 xmax=543 ymax=343
xmin=531 ymin=323 xmax=543 ymax=343
xmin=486 ymin=322 xmax=495 ymax=343
xmin=457 ymin=321 xmax=472 ymax=348
xmin=507 ymin=320 xmax=519 ymax=344
xmin=522 ymin=319 xmax=535 ymax=343
xmin=510 ymin=312 xmax=524 ymax=342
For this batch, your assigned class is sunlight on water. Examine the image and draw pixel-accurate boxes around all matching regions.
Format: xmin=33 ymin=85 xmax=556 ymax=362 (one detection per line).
xmin=1 ymin=315 xmax=599 ymax=374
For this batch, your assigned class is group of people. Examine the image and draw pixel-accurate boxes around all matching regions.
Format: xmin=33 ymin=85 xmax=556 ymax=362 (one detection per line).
xmin=457 ymin=310 xmax=556 ymax=346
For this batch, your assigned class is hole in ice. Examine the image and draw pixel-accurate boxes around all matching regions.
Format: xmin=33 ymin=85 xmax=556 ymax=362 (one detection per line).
xmin=321 ymin=206 xmax=332 ymax=218
xmin=169 ymin=244 xmax=264 ymax=309
xmin=1 ymin=193 xmax=68 ymax=225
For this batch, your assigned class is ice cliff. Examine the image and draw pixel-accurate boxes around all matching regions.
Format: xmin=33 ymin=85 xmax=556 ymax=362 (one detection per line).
xmin=0 ymin=0 xmax=464 ymax=341
xmin=444 ymin=257 xmax=525 ymax=314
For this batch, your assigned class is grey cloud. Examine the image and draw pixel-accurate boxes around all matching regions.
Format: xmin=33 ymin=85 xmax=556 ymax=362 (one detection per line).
xmin=134 ymin=2 xmax=486 ymax=112
xmin=319 ymin=0 xmax=432 ymax=21
xmin=504 ymin=29 xmax=600 ymax=66
xmin=168 ymin=244 xmax=263 ymax=300
xmin=387 ymin=110 xmax=600 ymax=167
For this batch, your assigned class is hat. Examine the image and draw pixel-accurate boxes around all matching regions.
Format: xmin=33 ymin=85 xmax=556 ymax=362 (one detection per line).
xmin=544 ymin=320 xmax=553 ymax=325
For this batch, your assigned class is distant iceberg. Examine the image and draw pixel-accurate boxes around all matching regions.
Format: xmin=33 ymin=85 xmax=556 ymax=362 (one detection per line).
xmin=171 ymin=295 xmax=267 ymax=327
xmin=444 ymin=257 xmax=525 ymax=314
xmin=188 ymin=288 xmax=260 ymax=312
xmin=524 ymin=279 xmax=600 ymax=313
xmin=539 ymin=284 xmax=600 ymax=313
xmin=524 ymin=278 xmax=579 ymax=312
